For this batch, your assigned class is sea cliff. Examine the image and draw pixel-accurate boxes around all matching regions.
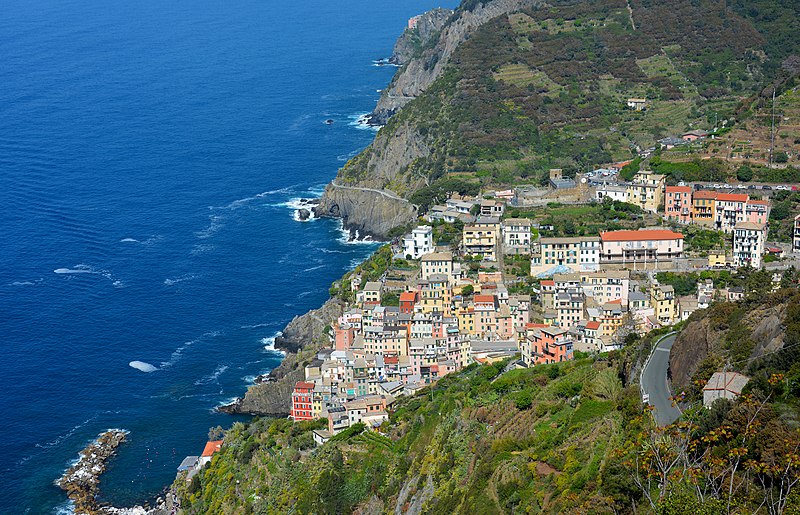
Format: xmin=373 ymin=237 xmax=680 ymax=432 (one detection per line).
xmin=220 ymin=297 xmax=346 ymax=416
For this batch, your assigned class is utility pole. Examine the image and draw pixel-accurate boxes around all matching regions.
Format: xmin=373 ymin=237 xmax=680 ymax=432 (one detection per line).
xmin=769 ymin=88 xmax=776 ymax=169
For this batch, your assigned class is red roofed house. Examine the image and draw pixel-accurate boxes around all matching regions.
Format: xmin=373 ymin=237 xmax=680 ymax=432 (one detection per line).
xmin=665 ymin=186 xmax=693 ymax=224
xmin=291 ymin=381 xmax=316 ymax=421
xmin=714 ymin=193 xmax=749 ymax=233
xmin=523 ymin=326 xmax=574 ymax=366
xmin=198 ymin=440 xmax=223 ymax=467
xmin=600 ymin=229 xmax=684 ymax=267
xmin=399 ymin=291 xmax=418 ymax=314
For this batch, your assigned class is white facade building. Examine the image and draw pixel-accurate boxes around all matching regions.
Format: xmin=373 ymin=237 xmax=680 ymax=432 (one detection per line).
xmin=732 ymin=222 xmax=765 ymax=269
xmin=402 ymin=226 xmax=434 ymax=259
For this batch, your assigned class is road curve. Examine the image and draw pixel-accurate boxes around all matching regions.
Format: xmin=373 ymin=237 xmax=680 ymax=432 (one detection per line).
xmin=641 ymin=333 xmax=682 ymax=426
xmin=329 ymin=181 xmax=408 ymax=202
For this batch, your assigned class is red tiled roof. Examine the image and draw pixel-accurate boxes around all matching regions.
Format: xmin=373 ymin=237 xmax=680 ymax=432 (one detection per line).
xmin=384 ymin=356 xmax=399 ymax=365
xmin=201 ymin=440 xmax=223 ymax=457
xmin=693 ymin=190 xmax=718 ymax=199
xmin=600 ymin=229 xmax=684 ymax=242
xmin=585 ymin=321 xmax=602 ymax=330
xmin=666 ymin=186 xmax=692 ymax=194
xmin=295 ymin=381 xmax=315 ymax=390
xmin=607 ymin=299 xmax=622 ymax=304
xmin=526 ymin=322 xmax=549 ymax=329
xmin=399 ymin=291 xmax=417 ymax=302
xmin=716 ymin=193 xmax=748 ymax=202
xmin=747 ymin=199 xmax=769 ymax=205
xmin=540 ymin=280 xmax=554 ymax=286
xmin=474 ymin=294 xmax=496 ymax=303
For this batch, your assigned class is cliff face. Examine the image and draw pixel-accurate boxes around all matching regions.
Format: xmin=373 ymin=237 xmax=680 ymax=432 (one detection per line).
xmin=669 ymin=299 xmax=788 ymax=389
xmin=316 ymin=183 xmax=418 ymax=240
xmin=372 ymin=0 xmax=539 ymax=122
xmin=388 ymin=8 xmax=453 ymax=67
xmin=222 ymin=298 xmax=346 ymax=416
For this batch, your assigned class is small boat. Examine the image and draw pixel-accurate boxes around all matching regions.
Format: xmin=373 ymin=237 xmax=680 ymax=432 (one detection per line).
xmin=324 ymin=119 xmax=334 ymax=125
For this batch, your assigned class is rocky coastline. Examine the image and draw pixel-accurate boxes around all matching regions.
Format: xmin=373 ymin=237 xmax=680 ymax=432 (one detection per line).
xmin=218 ymin=296 xmax=347 ymax=416
xmin=57 ymin=430 xmax=170 ymax=515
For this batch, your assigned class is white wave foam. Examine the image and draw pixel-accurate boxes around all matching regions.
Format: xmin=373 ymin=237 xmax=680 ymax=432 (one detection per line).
xmin=194 ymin=364 xmax=229 ymax=386
xmin=164 ymin=274 xmax=197 ymax=286
xmin=215 ymin=397 xmax=241 ymax=410
xmin=336 ymin=220 xmax=381 ymax=245
xmin=301 ymin=264 xmax=324 ymax=273
xmin=54 ymin=501 xmax=75 ymax=515
xmin=319 ymin=248 xmax=346 ymax=254
xmin=348 ymin=113 xmax=381 ymax=131
xmin=161 ymin=330 xmax=222 ymax=369
xmin=337 ymin=149 xmax=362 ymax=162
xmin=298 ymin=291 xmax=313 ymax=298
xmin=218 ymin=187 xmax=297 ymax=210
xmin=9 ymin=278 xmax=43 ymax=286
xmin=240 ymin=323 xmax=270 ymax=329
xmin=191 ymin=243 xmax=216 ymax=255
xmin=195 ymin=213 xmax=224 ymax=239
xmin=129 ymin=361 xmax=158 ymax=373
xmin=261 ymin=332 xmax=286 ymax=356
xmin=54 ymin=264 xmax=115 ymax=283
xmin=120 ymin=235 xmax=162 ymax=246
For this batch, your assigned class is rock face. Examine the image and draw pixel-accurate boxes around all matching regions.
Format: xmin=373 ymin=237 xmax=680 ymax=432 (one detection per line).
xmin=669 ymin=302 xmax=788 ymax=389
xmin=388 ymin=8 xmax=453 ymax=67
xmin=316 ymin=182 xmax=418 ymax=240
xmin=220 ymin=297 xmax=346 ymax=416
xmin=296 ymin=208 xmax=311 ymax=221
xmin=372 ymin=0 xmax=541 ymax=122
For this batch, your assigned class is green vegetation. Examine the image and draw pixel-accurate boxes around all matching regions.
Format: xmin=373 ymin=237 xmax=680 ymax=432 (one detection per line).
xmin=506 ymin=197 xmax=646 ymax=237
xmin=329 ymin=245 xmax=394 ymax=302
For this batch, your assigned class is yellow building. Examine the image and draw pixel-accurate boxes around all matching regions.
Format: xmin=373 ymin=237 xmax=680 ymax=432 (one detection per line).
xmin=626 ymin=171 xmax=665 ymax=213
xmin=650 ymin=284 xmax=676 ymax=325
xmin=708 ymin=251 xmax=726 ymax=267
xmin=463 ymin=225 xmax=498 ymax=261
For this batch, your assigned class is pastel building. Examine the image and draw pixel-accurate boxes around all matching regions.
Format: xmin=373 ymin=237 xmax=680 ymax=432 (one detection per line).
xmin=531 ymin=236 xmax=600 ymax=275
xmin=665 ymin=186 xmax=693 ymax=223
xmin=420 ymin=252 xmax=453 ymax=281
xmin=523 ymin=326 xmax=574 ymax=366
xmin=501 ymin=218 xmax=532 ymax=255
xmin=599 ymin=229 xmax=684 ymax=266
xmin=290 ymin=381 xmax=315 ymax=421
xmin=626 ymin=171 xmax=665 ymax=213
xmin=692 ymin=190 xmax=717 ymax=227
xmin=733 ymin=222 xmax=765 ymax=269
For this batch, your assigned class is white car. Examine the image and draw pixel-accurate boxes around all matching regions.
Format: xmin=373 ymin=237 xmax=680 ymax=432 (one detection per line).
xmin=776 ymin=185 xmax=790 ymax=191
xmin=713 ymin=183 xmax=723 ymax=189
xmin=737 ymin=184 xmax=747 ymax=189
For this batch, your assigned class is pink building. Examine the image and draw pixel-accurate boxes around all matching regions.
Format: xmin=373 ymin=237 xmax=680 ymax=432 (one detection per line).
xmin=334 ymin=323 xmax=355 ymax=351
xmin=525 ymin=326 xmax=574 ymax=365
xmin=745 ymin=199 xmax=770 ymax=226
xmin=665 ymin=186 xmax=693 ymax=223
xmin=600 ymin=229 xmax=684 ymax=265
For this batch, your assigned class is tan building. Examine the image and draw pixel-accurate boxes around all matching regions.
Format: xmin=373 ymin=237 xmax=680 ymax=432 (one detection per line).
xmin=626 ymin=171 xmax=665 ymax=213
xmin=420 ymin=252 xmax=453 ymax=281
xmin=692 ymin=190 xmax=717 ymax=227
xmin=463 ymin=222 xmax=499 ymax=261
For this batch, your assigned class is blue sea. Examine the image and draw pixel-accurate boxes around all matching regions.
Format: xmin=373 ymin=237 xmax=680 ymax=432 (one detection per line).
xmin=0 ymin=0 xmax=456 ymax=512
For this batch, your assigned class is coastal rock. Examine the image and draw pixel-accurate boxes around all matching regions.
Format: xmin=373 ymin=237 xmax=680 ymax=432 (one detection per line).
xmin=317 ymin=182 xmax=417 ymax=240
xmin=296 ymin=208 xmax=311 ymax=220
xmin=372 ymin=0 xmax=542 ymax=120
xmin=220 ymin=297 xmax=346 ymax=416
xmin=387 ymin=8 xmax=453 ymax=67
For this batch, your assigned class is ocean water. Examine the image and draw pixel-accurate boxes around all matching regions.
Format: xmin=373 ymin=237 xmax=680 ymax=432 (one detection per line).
xmin=0 ymin=0 xmax=456 ymax=512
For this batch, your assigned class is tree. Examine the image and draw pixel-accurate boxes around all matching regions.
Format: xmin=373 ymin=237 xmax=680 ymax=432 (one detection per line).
xmin=461 ymin=284 xmax=474 ymax=296
xmin=736 ymin=165 xmax=753 ymax=182
xmin=774 ymin=152 xmax=789 ymax=164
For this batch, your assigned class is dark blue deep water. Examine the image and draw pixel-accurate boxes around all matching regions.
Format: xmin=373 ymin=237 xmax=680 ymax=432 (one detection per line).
xmin=0 ymin=0 xmax=456 ymax=512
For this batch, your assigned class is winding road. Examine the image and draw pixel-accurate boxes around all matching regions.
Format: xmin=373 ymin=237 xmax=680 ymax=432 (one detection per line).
xmin=641 ymin=332 xmax=682 ymax=426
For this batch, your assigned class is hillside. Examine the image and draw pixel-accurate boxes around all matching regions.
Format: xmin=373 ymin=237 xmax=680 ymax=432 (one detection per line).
xmin=176 ymin=284 xmax=800 ymax=513
xmin=316 ymin=0 xmax=800 ymax=237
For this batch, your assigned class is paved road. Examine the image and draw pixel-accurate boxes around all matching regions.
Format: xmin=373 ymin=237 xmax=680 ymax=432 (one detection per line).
xmin=641 ymin=333 xmax=682 ymax=426
xmin=330 ymin=181 xmax=409 ymax=202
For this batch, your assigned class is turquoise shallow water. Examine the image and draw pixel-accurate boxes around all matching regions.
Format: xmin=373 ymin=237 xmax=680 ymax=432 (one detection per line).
xmin=0 ymin=0 xmax=456 ymax=511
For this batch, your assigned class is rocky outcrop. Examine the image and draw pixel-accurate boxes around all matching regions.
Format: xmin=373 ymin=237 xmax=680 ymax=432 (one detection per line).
xmin=669 ymin=301 xmax=788 ymax=389
xmin=316 ymin=181 xmax=418 ymax=240
xmin=220 ymin=298 xmax=346 ymax=416
xmin=388 ymin=8 xmax=454 ymax=67
xmin=372 ymin=0 xmax=541 ymax=123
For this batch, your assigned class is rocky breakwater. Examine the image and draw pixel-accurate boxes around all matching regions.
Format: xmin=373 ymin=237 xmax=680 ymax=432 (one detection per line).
xmin=219 ymin=297 xmax=346 ymax=416
xmin=57 ymin=430 xmax=169 ymax=515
